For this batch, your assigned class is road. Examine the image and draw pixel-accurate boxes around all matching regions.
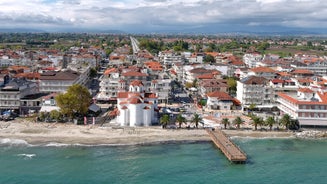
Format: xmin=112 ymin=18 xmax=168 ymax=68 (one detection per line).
xmin=130 ymin=36 xmax=140 ymax=54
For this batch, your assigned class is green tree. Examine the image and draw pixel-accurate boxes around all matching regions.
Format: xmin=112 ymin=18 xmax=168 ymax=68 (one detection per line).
xmin=176 ymin=113 xmax=186 ymax=128
xmin=233 ymin=116 xmax=243 ymax=129
xmin=250 ymin=115 xmax=263 ymax=131
xmin=55 ymin=84 xmax=92 ymax=120
xmin=222 ymin=118 xmax=230 ymax=129
xmin=192 ymin=79 xmax=198 ymax=88
xmin=38 ymin=111 xmax=48 ymax=122
xmin=89 ymin=67 xmax=98 ymax=78
xmin=49 ymin=110 xmax=62 ymax=122
xmin=160 ymin=114 xmax=170 ymax=129
xmin=204 ymin=54 xmax=215 ymax=63
xmin=227 ymin=77 xmax=237 ymax=95
xmin=280 ymin=114 xmax=292 ymax=130
xmin=185 ymin=82 xmax=193 ymax=89
xmin=280 ymin=114 xmax=299 ymax=130
xmin=265 ymin=116 xmax=276 ymax=131
xmin=192 ymin=113 xmax=202 ymax=128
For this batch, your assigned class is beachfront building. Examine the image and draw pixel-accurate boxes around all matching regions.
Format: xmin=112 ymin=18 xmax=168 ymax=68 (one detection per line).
xmin=236 ymin=76 xmax=275 ymax=111
xmin=205 ymin=91 xmax=238 ymax=110
xmin=116 ymin=80 xmax=158 ymax=126
xmin=277 ymin=88 xmax=327 ymax=127
xmin=0 ymin=78 xmax=39 ymax=114
xmin=97 ymin=68 xmax=121 ymax=102
xmin=39 ymin=68 xmax=89 ymax=93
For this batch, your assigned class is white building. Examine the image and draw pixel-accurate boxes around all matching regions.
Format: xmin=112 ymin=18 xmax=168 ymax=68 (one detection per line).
xmin=206 ymin=91 xmax=236 ymax=110
xmin=236 ymin=76 xmax=275 ymax=110
xmin=278 ymin=88 xmax=327 ymax=127
xmin=39 ymin=68 xmax=89 ymax=93
xmin=116 ymin=80 xmax=158 ymax=126
xmin=243 ymin=53 xmax=262 ymax=68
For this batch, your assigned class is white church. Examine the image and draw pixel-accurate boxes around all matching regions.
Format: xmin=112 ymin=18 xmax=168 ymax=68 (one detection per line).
xmin=116 ymin=80 xmax=159 ymax=126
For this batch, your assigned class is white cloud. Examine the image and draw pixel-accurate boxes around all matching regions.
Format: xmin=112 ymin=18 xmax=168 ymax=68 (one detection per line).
xmin=0 ymin=0 xmax=326 ymax=32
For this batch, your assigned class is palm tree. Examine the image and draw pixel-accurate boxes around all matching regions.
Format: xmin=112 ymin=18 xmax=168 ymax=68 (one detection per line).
xmin=233 ymin=116 xmax=243 ymax=129
xmin=265 ymin=116 xmax=276 ymax=131
xmin=280 ymin=114 xmax=292 ymax=130
xmin=250 ymin=115 xmax=263 ymax=131
xmin=192 ymin=113 xmax=202 ymax=128
xmin=160 ymin=114 xmax=170 ymax=129
xmin=222 ymin=118 xmax=230 ymax=129
xmin=176 ymin=113 xmax=186 ymax=128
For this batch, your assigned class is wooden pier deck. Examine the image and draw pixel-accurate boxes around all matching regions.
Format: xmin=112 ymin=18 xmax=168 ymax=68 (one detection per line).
xmin=206 ymin=129 xmax=247 ymax=163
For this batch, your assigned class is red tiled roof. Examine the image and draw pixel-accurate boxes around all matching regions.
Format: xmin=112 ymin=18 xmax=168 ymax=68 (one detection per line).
xmin=104 ymin=68 xmax=117 ymax=75
xmin=130 ymin=80 xmax=143 ymax=86
xmin=292 ymin=69 xmax=313 ymax=74
xmin=117 ymin=92 xmax=129 ymax=98
xmin=144 ymin=93 xmax=157 ymax=98
xmin=122 ymin=71 xmax=148 ymax=77
xmin=197 ymin=73 xmax=214 ymax=79
xmin=297 ymin=78 xmax=313 ymax=83
xmin=318 ymin=92 xmax=327 ymax=103
xmin=14 ymin=72 xmax=40 ymax=80
xmin=277 ymin=72 xmax=291 ymax=76
xmin=206 ymin=91 xmax=233 ymax=100
xmin=298 ymin=88 xmax=313 ymax=93
xmin=278 ymin=92 xmax=326 ymax=105
xmin=271 ymin=79 xmax=284 ymax=83
xmin=250 ymin=66 xmax=275 ymax=73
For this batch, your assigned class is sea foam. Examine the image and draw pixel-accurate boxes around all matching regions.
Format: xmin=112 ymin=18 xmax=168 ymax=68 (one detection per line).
xmin=17 ymin=153 xmax=36 ymax=159
xmin=0 ymin=138 xmax=31 ymax=146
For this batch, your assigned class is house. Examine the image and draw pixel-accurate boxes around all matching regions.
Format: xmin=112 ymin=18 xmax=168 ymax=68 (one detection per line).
xmin=205 ymin=91 xmax=236 ymax=110
xmin=39 ymin=93 xmax=60 ymax=112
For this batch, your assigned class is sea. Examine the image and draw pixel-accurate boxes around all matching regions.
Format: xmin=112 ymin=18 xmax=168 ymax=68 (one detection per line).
xmin=0 ymin=137 xmax=326 ymax=184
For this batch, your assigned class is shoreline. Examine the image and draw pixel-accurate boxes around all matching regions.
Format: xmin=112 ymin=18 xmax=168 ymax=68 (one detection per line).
xmin=0 ymin=120 xmax=301 ymax=146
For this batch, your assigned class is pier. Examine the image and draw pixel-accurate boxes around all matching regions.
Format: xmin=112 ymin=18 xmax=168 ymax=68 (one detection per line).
xmin=206 ymin=129 xmax=247 ymax=164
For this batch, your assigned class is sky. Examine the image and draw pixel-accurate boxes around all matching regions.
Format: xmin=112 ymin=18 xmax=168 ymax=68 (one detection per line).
xmin=0 ymin=0 xmax=326 ymax=34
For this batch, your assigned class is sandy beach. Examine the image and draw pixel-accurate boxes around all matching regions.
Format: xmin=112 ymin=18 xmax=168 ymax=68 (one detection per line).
xmin=0 ymin=119 xmax=297 ymax=146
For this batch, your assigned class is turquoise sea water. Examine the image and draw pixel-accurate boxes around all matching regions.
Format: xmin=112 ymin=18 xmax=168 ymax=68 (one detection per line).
xmin=0 ymin=138 xmax=327 ymax=184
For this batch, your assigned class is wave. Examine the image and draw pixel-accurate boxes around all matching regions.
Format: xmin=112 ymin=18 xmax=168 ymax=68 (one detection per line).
xmin=0 ymin=138 xmax=31 ymax=146
xmin=17 ymin=153 xmax=36 ymax=159
xmin=44 ymin=142 xmax=72 ymax=147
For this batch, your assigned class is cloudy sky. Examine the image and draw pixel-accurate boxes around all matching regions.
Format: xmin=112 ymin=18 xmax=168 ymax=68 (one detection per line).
xmin=0 ymin=0 xmax=326 ymax=33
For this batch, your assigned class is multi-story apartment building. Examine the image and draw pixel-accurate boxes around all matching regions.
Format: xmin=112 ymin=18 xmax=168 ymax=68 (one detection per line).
xmin=278 ymin=88 xmax=327 ymax=127
xmin=0 ymin=78 xmax=39 ymax=114
xmin=97 ymin=67 xmax=171 ymax=104
xmin=247 ymin=66 xmax=276 ymax=79
xmin=243 ymin=53 xmax=262 ymax=68
xmin=236 ymin=76 xmax=275 ymax=110
xmin=39 ymin=68 xmax=89 ymax=93
xmin=198 ymin=79 xmax=228 ymax=97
